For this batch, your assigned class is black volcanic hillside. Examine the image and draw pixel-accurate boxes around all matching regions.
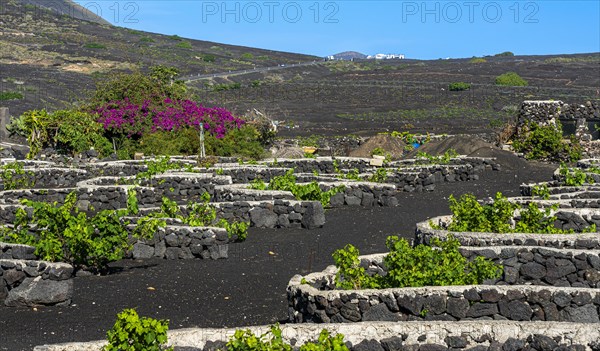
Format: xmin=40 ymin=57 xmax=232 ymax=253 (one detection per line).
xmin=17 ymin=0 xmax=111 ymax=25
xmin=0 ymin=0 xmax=318 ymax=117
xmin=187 ymin=53 xmax=600 ymax=137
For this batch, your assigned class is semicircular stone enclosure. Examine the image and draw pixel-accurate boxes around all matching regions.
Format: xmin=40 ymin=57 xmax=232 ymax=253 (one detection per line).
xmin=287 ymin=160 xmax=600 ymax=350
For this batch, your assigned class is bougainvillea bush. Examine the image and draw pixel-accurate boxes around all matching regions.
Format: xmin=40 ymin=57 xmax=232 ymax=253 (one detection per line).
xmin=10 ymin=66 xmax=266 ymax=159
xmin=95 ymin=98 xmax=245 ymax=139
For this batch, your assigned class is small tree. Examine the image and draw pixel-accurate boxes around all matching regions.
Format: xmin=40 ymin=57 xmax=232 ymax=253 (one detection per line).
xmin=495 ymin=51 xmax=515 ymax=57
xmin=448 ymin=82 xmax=471 ymax=91
xmin=495 ymin=72 xmax=528 ymax=86
xmin=512 ymin=121 xmax=581 ymax=162
xmin=104 ymin=309 xmax=173 ymax=351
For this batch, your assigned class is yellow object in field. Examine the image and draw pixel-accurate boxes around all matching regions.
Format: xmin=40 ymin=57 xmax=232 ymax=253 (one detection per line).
xmin=302 ymin=147 xmax=317 ymax=154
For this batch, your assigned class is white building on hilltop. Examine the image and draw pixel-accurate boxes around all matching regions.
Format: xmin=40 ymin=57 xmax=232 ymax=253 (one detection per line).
xmin=367 ymin=54 xmax=405 ymax=60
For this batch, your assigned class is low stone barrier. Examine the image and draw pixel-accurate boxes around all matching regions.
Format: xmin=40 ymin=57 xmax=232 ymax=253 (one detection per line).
xmin=327 ymin=183 xmax=399 ymax=207
xmin=578 ymin=158 xmax=600 ymax=169
xmin=287 ymin=267 xmax=600 ymax=324
xmin=520 ymin=183 xmax=600 ymax=196
xmin=136 ymin=199 xmax=326 ymax=229
xmin=214 ymin=200 xmax=325 ymax=229
xmin=415 ymin=216 xmax=600 ymax=249
xmin=0 ymin=251 xmax=74 ymax=307
xmin=385 ymin=166 xmax=479 ymax=192
xmin=0 ymin=188 xmax=75 ymax=206
xmin=131 ymin=225 xmax=230 ymax=260
xmin=214 ymin=182 xmax=400 ymax=207
xmin=0 ymin=242 xmax=37 ymax=260
xmin=0 ymin=187 xmax=133 ymax=213
xmin=32 ymin=321 xmax=600 ymax=351
xmin=0 ymin=167 xmax=89 ymax=190
xmin=518 ymin=100 xmax=600 ymax=132
xmin=460 ymin=246 xmax=600 ymax=288
xmin=213 ymin=184 xmax=296 ymax=202
xmin=391 ymin=157 xmax=499 ymax=170
xmin=259 ymin=156 xmax=499 ymax=177
xmin=83 ymin=160 xmax=158 ymax=177
xmin=207 ymin=166 xmax=289 ymax=184
xmin=356 ymin=246 xmax=600 ymax=289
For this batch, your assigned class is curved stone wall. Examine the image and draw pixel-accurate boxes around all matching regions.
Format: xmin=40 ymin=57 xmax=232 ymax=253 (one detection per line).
xmin=130 ymin=225 xmax=231 ymax=260
xmin=287 ymin=251 xmax=600 ymax=324
xmin=0 ymin=243 xmax=74 ymax=307
xmin=415 ymin=216 xmax=600 ymax=249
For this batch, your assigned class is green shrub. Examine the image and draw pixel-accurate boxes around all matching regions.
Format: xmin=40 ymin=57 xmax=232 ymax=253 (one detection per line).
xmin=469 ymin=57 xmax=487 ymax=63
xmin=268 ymin=169 xmax=344 ymax=207
xmin=85 ymin=42 xmax=106 ymax=49
xmin=0 ymin=162 xmax=35 ymax=190
xmin=87 ymin=65 xmax=187 ymax=111
xmin=141 ymin=193 xmax=249 ymax=241
xmin=495 ymin=51 xmax=514 ymax=57
xmin=445 ymin=193 xmax=518 ymax=233
xmin=104 ymin=309 xmax=173 ymax=351
xmin=448 ymin=82 xmax=471 ymax=91
xmin=559 ymin=165 xmax=593 ymax=186
xmin=299 ymin=329 xmax=348 ymax=351
xmin=140 ymin=36 xmax=155 ymax=43
xmin=217 ymin=219 xmax=249 ymax=241
xmin=495 ymin=72 xmax=528 ymax=86
xmin=176 ymin=41 xmax=193 ymax=49
xmin=225 ymin=325 xmax=348 ymax=351
xmin=2 ymin=193 xmax=143 ymax=271
xmin=368 ymin=168 xmax=388 ymax=183
xmin=240 ymin=53 xmax=254 ymax=60
xmin=299 ymin=135 xmax=320 ymax=148
xmin=442 ymin=192 xmax=596 ymax=234
xmin=332 ymin=236 xmax=502 ymax=289
xmin=6 ymin=109 xmax=113 ymax=158
xmin=135 ymin=156 xmax=183 ymax=184
xmin=50 ymin=110 xmax=113 ymax=156
xmin=416 ymin=149 xmax=459 ymax=164
xmin=249 ymin=178 xmax=267 ymax=190
xmin=371 ymin=147 xmax=385 ymax=156
xmin=202 ymin=54 xmax=216 ymax=62
xmin=137 ymin=128 xmax=200 ymax=157
xmin=0 ymin=91 xmax=24 ymax=101
xmin=205 ymin=125 xmax=266 ymax=159
xmin=512 ymin=121 xmax=581 ymax=162
xmin=226 ymin=325 xmax=291 ymax=351
xmin=340 ymin=168 xmax=361 ymax=181
xmin=531 ymin=184 xmax=550 ymax=200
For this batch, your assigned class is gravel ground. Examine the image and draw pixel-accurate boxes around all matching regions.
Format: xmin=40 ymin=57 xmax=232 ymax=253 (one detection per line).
xmin=0 ymin=157 xmax=556 ymax=351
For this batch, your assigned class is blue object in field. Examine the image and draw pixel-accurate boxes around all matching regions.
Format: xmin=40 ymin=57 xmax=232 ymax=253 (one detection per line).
xmin=412 ymin=142 xmax=420 ymax=149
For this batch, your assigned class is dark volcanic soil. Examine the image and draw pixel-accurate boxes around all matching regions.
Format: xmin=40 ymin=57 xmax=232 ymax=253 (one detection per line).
xmin=0 ymin=157 xmax=556 ymax=351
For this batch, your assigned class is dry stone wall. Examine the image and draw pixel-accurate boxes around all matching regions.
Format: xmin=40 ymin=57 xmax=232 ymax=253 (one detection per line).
xmin=33 ymin=322 xmax=600 ymax=351
xmin=0 ymin=244 xmax=74 ymax=307
xmin=416 ymin=216 xmax=600 ymax=249
xmin=287 ymin=250 xmax=600 ymax=324
xmin=131 ymin=225 xmax=230 ymax=260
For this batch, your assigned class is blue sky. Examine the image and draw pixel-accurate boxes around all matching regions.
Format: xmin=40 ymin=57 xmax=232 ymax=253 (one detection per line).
xmin=73 ymin=1 xmax=600 ymax=59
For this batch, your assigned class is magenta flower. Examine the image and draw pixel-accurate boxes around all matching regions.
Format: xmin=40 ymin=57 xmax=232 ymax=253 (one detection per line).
xmin=94 ymin=97 xmax=245 ymax=139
